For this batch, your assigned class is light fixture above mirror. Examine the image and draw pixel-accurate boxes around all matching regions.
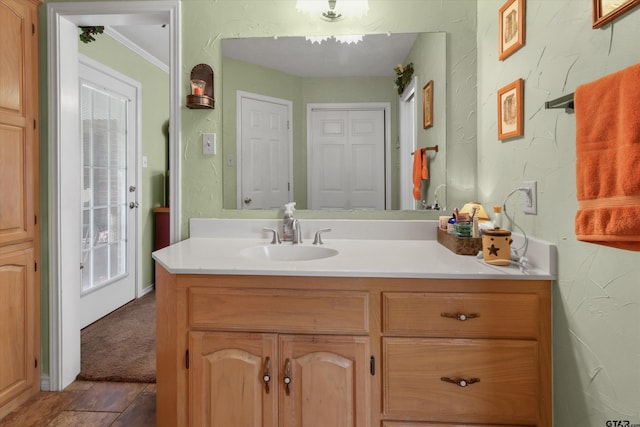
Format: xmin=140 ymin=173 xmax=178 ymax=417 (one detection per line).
xmin=305 ymin=34 xmax=364 ymax=44
xmin=296 ymin=0 xmax=369 ymax=21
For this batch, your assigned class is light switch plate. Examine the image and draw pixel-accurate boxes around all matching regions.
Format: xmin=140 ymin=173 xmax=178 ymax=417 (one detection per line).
xmin=203 ymin=133 xmax=216 ymax=155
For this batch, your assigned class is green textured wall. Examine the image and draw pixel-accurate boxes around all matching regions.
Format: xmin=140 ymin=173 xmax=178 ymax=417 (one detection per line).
xmin=477 ymin=1 xmax=640 ymax=425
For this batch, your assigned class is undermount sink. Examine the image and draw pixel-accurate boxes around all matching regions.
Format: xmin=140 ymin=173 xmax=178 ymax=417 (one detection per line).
xmin=241 ymin=244 xmax=339 ymax=262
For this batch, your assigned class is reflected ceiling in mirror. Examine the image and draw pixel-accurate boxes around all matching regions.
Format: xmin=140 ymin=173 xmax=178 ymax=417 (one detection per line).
xmin=221 ymin=33 xmax=446 ymax=212
xmin=222 ymin=33 xmax=418 ymax=77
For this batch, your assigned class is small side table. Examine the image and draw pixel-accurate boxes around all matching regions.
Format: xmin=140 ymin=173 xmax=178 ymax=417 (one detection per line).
xmin=153 ymin=207 xmax=170 ymax=251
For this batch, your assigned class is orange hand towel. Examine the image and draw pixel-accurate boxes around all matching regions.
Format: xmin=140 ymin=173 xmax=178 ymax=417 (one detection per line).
xmin=412 ymin=148 xmax=429 ymax=200
xmin=574 ymin=63 xmax=640 ymax=251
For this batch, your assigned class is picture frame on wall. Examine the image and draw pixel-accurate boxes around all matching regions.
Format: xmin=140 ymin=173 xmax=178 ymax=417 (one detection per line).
xmin=498 ymin=0 xmax=525 ymax=60
xmin=592 ymin=0 xmax=640 ymax=28
xmin=497 ymin=79 xmax=524 ymax=140
xmin=422 ymin=80 xmax=433 ymax=129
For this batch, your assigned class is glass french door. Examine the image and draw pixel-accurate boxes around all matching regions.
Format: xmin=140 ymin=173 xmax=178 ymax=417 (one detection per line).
xmin=79 ymin=58 xmax=138 ymax=328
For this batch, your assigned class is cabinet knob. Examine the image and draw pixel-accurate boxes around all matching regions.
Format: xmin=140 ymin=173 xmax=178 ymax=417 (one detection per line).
xmin=440 ymin=376 xmax=480 ymax=387
xmin=283 ymin=358 xmax=292 ymax=395
xmin=440 ymin=312 xmax=479 ymax=321
xmin=263 ymin=357 xmax=271 ymax=394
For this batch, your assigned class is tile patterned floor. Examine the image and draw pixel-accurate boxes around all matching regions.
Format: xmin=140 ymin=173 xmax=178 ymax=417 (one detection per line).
xmin=0 ymin=381 xmax=155 ymax=427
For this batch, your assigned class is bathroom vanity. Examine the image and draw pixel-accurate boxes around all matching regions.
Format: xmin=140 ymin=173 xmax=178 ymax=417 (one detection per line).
xmin=153 ymin=219 xmax=556 ymax=427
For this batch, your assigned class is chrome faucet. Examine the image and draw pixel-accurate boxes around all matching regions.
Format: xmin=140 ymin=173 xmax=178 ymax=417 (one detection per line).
xmin=292 ymin=219 xmax=302 ymax=244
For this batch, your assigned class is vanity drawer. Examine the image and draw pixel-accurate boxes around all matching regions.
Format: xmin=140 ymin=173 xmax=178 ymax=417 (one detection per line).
xmin=188 ymin=288 xmax=369 ymax=334
xmin=383 ymin=337 xmax=539 ymax=425
xmin=383 ymin=423 xmax=507 ymax=427
xmin=383 ymin=292 xmax=539 ymax=339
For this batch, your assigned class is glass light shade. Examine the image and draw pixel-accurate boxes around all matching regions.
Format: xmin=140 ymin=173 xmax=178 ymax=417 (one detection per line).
xmin=305 ymin=35 xmax=332 ymax=44
xmin=335 ymin=34 xmax=364 ymax=44
xmin=296 ymin=0 xmax=369 ymax=19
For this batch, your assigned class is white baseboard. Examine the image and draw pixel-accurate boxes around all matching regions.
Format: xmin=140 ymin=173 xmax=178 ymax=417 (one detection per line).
xmin=140 ymin=284 xmax=155 ymax=297
xmin=40 ymin=374 xmax=50 ymax=391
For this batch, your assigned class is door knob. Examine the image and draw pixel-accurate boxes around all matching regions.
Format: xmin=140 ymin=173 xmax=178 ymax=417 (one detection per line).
xmin=129 ymin=202 xmax=139 ymax=209
xmin=244 ymin=197 xmax=252 ymax=204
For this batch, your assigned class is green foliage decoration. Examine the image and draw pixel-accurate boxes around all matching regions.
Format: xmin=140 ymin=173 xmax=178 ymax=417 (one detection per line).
xmin=79 ymin=26 xmax=105 ymax=44
xmin=394 ymin=62 xmax=414 ymax=95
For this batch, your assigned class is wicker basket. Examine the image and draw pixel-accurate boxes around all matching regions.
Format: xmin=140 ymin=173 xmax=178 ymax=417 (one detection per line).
xmin=437 ymin=227 xmax=482 ymax=256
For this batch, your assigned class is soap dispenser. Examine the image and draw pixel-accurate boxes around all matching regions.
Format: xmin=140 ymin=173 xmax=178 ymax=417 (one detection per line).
xmin=282 ymin=202 xmax=296 ymax=241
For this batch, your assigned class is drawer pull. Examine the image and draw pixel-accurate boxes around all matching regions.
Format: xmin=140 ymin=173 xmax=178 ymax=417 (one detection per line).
xmin=440 ymin=312 xmax=479 ymax=321
xmin=441 ymin=376 xmax=480 ymax=387
xmin=283 ymin=358 xmax=292 ymax=395
xmin=263 ymin=357 xmax=271 ymax=393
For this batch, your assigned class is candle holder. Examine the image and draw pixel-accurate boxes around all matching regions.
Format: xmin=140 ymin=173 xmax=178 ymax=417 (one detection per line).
xmin=186 ymin=64 xmax=214 ymax=109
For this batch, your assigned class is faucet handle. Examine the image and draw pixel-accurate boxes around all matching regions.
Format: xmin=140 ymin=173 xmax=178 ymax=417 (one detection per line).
xmin=263 ymin=228 xmax=281 ymax=245
xmin=312 ymin=228 xmax=332 ymax=245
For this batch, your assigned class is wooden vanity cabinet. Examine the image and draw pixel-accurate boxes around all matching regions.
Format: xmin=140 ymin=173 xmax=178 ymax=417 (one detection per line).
xmin=156 ymin=267 xmax=550 ymax=427
xmin=156 ymin=269 xmax=371 ymax=427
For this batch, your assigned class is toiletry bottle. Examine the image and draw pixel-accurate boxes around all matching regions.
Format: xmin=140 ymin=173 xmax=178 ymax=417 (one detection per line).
xmin=282 ymin=202 xmax=296 ymax=240
xmin=493 ymin=205 xmax=503 ymax=229
xmin=472 ymin=215 xmax=479 ymax=238
xmin=447 ymin=216 xmax=456 ymax=234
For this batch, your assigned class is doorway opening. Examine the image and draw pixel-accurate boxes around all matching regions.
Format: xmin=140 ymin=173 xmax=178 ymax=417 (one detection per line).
xmin=47 ymin=1 xmax=181 ymax=391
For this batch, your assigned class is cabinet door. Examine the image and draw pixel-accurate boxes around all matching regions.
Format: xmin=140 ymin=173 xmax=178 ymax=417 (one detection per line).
xmin=0 ymin=247 xmax=35 ymax=408
xmin=189 ymin=331 xmax=278 ymax=427
xmin=279 ymin=335 xmax=370 ymax=427
xmin=0 ymin=0 xmax=36 ymax=247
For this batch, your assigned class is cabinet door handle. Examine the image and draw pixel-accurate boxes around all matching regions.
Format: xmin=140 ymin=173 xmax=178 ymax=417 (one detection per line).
xmin=440 ymin=376 xmax=480 ymax=387
xmin=440 ymin=312 xmax=479 ymax=321
xmin=283 ymin=358 xmax=292 ymax=395
xmin=263 ymin=357 xmax=271 ymax=394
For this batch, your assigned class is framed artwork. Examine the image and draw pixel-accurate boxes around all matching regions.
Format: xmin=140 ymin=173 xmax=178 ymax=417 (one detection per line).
xmin=498 ymin=0 xmax=525 ymax=60
xmin=422 ymin=80 xmax=433 ymax=129
xmin=592 ymin=0 xmax=640 ymax=28
xmin=497 ymin=78 xmax=524 ymax=140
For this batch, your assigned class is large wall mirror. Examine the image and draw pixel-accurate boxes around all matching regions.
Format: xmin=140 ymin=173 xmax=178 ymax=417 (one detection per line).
xmin=221 ymin=32 xmax=446 ymax=211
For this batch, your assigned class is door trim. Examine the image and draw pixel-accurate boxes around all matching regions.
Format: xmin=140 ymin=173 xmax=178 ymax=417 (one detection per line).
xmin=236 ymin=91 xmax=293 ymax=209
xmin=47 ymin=1 xmax=182 ymax=391
xmin=399 ymin=76 xmax=418 ymax=210
xmin=306 ymin=103 xmax=391 ymax=210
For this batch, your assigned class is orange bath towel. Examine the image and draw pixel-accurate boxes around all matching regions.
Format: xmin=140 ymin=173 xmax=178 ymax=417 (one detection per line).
xmin=413 ymin=148 xmax=429 ymax=200
xmin=574 ymin=63 xmax=640 ymax=251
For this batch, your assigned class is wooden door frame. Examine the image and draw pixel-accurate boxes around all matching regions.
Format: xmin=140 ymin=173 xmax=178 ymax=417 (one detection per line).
xmin=306 ymin=103 xmax=391 ymax=210
xmin=46 ymin=1 xmax=182 ymax=392
xmin=236 ymin=91 xmax=293 ymax=209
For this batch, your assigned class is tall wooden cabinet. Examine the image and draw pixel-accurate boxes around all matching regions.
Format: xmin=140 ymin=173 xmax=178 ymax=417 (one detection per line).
xmin=0 ymin=0 xmax=41 ymax=419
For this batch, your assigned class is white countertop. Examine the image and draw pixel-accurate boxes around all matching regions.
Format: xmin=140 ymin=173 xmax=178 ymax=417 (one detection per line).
xmin=152 ymin=219 xmax=556 ymax=280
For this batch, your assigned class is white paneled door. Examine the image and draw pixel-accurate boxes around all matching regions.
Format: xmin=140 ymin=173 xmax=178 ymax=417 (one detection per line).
xmin=308 ymin=107 xmax=385 ymax=210
xmin=78 ymin=58 xmax=138 ymax=328
xmin=237 ymin=92 xmax=292 ymax=209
